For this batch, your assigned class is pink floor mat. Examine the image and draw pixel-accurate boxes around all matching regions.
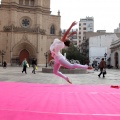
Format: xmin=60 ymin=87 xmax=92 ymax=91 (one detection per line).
xmin=0 ymin=82 xmax=120 ymax=120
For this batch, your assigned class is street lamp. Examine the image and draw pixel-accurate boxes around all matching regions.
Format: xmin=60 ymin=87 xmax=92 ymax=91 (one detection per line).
xmin=104 ymin=53 xmax=107 ymax=62
xmin=44 ymin=51 xmax=50 ymax=67
xmin=0 ymin=50 xmax=6 ymax=66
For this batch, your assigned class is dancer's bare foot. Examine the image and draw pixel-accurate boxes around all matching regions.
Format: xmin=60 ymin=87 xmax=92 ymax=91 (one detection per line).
xmin=66 ymin=77 xmax=72 ymax=84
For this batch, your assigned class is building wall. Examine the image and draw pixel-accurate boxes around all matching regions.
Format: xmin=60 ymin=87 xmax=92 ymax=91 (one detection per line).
xmin=110 ymin=39 xmax=120 ymax=68
xmin=78 ymin=16 xmax=94 ymax=48
xmin=0 ymin=0 xmax=61 ymax=66
xmin=89 ymin=34 xmax=118 ymax=65
xmin=110 ymin=50 xmax=120 ymax=68
xmin=114 ymin=23 xmax=120 ymax=33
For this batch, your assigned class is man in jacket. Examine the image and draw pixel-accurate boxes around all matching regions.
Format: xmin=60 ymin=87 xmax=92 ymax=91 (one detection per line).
xmin=98 ymin=58 xmax=106 ymax=78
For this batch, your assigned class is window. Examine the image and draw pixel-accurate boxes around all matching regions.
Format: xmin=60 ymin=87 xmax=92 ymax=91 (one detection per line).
xmin=50 ymin=25 xmax=55 ymax=35
xmin=83 ymin=37 xmax=86 ymax=40
xmin=21 ymin=18 xmax=30 ymax=28
xmin=83 ymin=23 xmax=86 ymax=25
xmin=83 ymin=27 xmax=86 ymax=30
xmin=83 ymin=32 xmax=86 ymax=35
xmin=19 ymin=0 xmax=34 ymax=6
xmin=31 ymin=0 xmax=34 ymax=6
xmin=72 ymin=35 xmax=77 ymax=39
xmin=19 ymin=0 xmax=23 ymax=5
xmin=25 ymin=0 xmax=29 ymax=5
xmin=75 ymin=43 xmax=77 ymax=45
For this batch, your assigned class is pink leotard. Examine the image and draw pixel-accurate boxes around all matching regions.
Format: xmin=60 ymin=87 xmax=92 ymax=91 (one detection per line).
xmin=50 ymin=38 xmax=66 ymax=63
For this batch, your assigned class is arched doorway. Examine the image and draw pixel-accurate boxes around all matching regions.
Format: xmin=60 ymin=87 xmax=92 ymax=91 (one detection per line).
xmin=114 ymin=52 xmax=119 ymax=68
xmin=19 ymin=49 xmax=29 ymax=64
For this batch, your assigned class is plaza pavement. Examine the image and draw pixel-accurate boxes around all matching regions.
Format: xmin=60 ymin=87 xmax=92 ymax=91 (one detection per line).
xmin=0 ymin=66 xmax=120 ymax=85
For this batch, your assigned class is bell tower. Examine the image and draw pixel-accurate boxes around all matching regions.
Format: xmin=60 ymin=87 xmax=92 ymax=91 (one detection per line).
xmin=35 ymin=0 xmax=50 ymax=8
xmin=1 ymin=0 xmax=51 ymax=13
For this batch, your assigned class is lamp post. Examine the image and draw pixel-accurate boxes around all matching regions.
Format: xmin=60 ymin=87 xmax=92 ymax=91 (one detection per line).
xmin=44 ymin=51 xmax=50 ymax=67
xmin=104 ymin=53 xmax=107 ymax=62
xmin=0 ymin=50 xmax=6 ymax=66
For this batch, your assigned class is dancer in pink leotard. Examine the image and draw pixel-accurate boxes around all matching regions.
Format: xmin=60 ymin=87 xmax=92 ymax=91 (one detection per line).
xmin=50 ymin=21 xmax=92 ymax=84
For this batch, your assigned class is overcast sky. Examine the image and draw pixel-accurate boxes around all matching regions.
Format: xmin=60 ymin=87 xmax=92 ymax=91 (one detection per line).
xmin=0 ymin=0 xmax=120 ymax=32
xmin=51 ymin=0 xmax=120 ymax=32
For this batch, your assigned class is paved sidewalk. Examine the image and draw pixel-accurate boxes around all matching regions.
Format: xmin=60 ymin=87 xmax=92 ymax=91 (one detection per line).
xmin=0 ymin=66 xmax=120 ymax=85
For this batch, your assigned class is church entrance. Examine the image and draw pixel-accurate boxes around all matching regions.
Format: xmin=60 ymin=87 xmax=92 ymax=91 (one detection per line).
xmin=19 ymin=49 xmax=29 ymax=64
xmin=114 ymin=52 xmax=119 ymax=69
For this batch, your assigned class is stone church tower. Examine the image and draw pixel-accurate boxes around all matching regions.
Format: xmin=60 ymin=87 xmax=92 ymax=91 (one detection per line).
xmin=0 ymin=0 xmax=61 ymax=66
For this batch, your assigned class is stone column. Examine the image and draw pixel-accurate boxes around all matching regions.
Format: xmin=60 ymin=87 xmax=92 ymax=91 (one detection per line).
xmin=28 ymin=0 xmax=30 ymax=6
xmin=36 ymin=33 xmax=41 ymax=66
xmin=23 ymin=0 xmax=25 ymax=5
xmin=10 ymin=25 xmax=14 ymax=65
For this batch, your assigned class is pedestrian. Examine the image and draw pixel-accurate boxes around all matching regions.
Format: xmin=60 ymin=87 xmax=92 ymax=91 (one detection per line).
xmin=50 ymin=21 xmax=92 ymax=84
xmin=94 ymin=63 xmax=99 ymax=71
xmin=22 ymin=58 xmax=28 ymax=74
xmin=98 ymin=58 xmax=106 ymax=78
xmin=3 ymin=60 xmax=7 ymax=68
xmin=32 ymin=58 xmax=37 ymax=74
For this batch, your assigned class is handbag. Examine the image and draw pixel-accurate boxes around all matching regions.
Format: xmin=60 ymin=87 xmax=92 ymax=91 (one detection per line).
xmin=26 ymin=63 xmax=29 ymax=68
xmin=35 ymin=66 xmax=38 ymax=70
xmin=103 ymin=69 xmax=107 ymax=74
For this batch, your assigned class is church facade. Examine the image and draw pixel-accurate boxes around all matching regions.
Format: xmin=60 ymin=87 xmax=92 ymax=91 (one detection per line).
xmin=0 ymin=0 xmax=61 ymax=66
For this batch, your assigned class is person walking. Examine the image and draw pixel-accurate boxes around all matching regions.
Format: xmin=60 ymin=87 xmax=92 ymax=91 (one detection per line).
xmin=22 ymin=58 xmax=28 ymax=74
xmin=3 ymin=61 xmax=7 ymax=68
xmin=98 ymin=58 xmax=106 ymax=78
xmin=50 ymin=21 xmax=92 ymax=84
xmin=32 ymin=58 xmax=37 ymax=74
xmin=94 ymin=63 xmax=99 ymax=71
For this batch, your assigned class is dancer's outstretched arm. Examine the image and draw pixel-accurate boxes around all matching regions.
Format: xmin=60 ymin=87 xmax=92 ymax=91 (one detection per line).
xmin=67 ymin=31 xmax=77 ymax=38
xmin=62 ymin=21 xmax=77 ymax=42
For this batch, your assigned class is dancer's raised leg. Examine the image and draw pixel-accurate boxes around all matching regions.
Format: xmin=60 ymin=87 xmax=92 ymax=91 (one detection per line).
xmin=59 ymin=57 xmax=88 ymax=69
xmin=53 ymin=62 xmax=72 ymax=84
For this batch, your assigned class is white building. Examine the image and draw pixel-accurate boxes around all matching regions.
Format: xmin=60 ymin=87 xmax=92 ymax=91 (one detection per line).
xmin=114 ymin=23 xmax=120 ymax=33
xmin=78 ymin=16 xmax=94 ymax=48
xmin=89 ymin=34 xmax=118 ymax=65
